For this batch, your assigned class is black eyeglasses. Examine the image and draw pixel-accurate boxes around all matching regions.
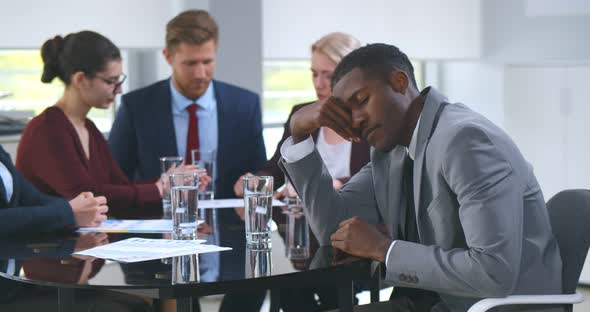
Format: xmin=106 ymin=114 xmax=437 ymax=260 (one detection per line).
xmin=93 ymin=73 xmax=127 ymax=94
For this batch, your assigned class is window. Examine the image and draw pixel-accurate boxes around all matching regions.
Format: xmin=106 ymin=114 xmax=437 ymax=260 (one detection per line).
xmin=261 ymin=59 xmax=424 ymax=158
xmin=261 ymin=60 xmax=315 ymax=157
xmin=263 ymin=60 xmax=316 ymax=124
xmin=0 ymin=50 xmax=127 ymax=132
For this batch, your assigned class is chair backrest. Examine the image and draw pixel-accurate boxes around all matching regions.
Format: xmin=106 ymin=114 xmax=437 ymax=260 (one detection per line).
xmin=546 ymin=189 xmax=590 ymax=294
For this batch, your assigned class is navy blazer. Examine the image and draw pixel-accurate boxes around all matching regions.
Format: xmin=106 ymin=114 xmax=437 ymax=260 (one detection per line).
xmin=108 ymin=79 xmax=267 ymax=199
xmin=0 ymin=145 xmax=75 ymax=237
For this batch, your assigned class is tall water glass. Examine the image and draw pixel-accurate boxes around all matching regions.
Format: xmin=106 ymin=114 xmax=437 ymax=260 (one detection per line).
xmin=286 ymin=209 xmax=310 ymax=260
xmin=245 ymin=247 xmax=272 ymax=278
xmin=170 ymin=172 xmax=199 ymax=240
xmin=172 ymin=254 xmax=199 ymax=284
xmin=284 ymin=176 xmax=303 ymax=213
xmin=191 ymin=149 xmax=216 ymax=200
xmin=160 ymin=156 xmax=184 ymax=219
xmin=243 ymin=176 xmax=273 ymax=247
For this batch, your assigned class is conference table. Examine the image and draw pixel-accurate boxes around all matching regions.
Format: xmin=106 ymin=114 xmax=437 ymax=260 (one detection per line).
xmin=0 ymin=207 xmax=380 ymax=312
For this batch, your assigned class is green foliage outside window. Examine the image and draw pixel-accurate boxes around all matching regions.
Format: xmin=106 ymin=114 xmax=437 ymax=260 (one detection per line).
xmin=0 ymin=50 xmax=115 ymax=131
xmin=261 ymin=59 xmax=423 ymax=124
xmin=262 ymin=60 xmax=315 ymax=123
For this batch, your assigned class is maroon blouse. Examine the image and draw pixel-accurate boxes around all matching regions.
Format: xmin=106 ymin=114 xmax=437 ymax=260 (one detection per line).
xmin=16 ymin=106 xmax=160 ymax=218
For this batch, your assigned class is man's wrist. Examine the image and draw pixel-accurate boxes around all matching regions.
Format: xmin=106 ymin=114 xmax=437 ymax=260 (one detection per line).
xmin=291 ymin=130 xmax=311 ymax=144
xmin=290 ymin=117 xmax=316 ymax=144
xmin=374 ymin=238 xmax=393 ymax=262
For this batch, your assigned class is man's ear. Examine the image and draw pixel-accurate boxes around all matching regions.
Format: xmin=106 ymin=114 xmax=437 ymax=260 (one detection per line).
xmin=163 ymin=47 xmax=173 ymax=65
xmin=389 ymin=71 xmax=409 ymax=94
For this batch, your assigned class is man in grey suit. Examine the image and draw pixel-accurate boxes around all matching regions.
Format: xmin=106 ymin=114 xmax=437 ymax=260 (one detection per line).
xmin=280 ymin=43 xmax=562 ymax=311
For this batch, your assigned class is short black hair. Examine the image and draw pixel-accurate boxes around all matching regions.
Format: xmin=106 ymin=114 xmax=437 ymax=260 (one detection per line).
xmin=331 ymin=43 xmax=417 ymax=90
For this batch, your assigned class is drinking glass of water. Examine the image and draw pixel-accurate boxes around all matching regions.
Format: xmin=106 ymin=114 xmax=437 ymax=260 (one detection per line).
xmin=284 ymin=176 xmax=304 ymax=214
xmin=245 ymin=247 xmax=272 ymax=278
xmin=286 ymin=209 xmax=310 ymax=260
xmin=169 ymin=172 xmax=200 ymax=240
xmin=191 ymin=149 xmax=216 ymax=200
xmin=243 ymin=175 xmax=273 ymax=248
xmin=160 ymin=156 xmax=184 ymax=219
xmin=172 ymin=254 xmax=200 ymax=284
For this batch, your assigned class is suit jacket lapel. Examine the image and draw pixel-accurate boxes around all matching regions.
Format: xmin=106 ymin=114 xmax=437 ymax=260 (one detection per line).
xmin=373 ymin=147 xmax=406 ymax=239
xmin=0 ymin=163 xmax=7 ymax=208
xmin=413 ymin=88 xmax=448 ymax=238
xmin=213 ymin=81 xmax=227 ymax=166
xmin=155 ymin=79 xmax=178 ymax=157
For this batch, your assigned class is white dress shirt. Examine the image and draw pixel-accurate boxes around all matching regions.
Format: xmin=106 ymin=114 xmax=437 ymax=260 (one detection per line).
xmin=170 ymin=79 xmax=218 ymax=160
xmin=315 ymin=128 xmax=351 ymax=179
xmin=0 ymin=161 xmax=14 ymax=202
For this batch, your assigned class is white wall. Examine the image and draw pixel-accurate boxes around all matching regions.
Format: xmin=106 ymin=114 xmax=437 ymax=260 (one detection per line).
xmin=482 ymin=0 xmax=590 ymax=63
xmin=0 ymin=0 xmax=183 ymax=49
xmin=211 ymin=0 xmax=263 ymax=95
xmin=438 ymin=0 xmax=590 ymax=129
xmin=525 ymin=0 xmax=590 ymax=17
xmin=480 ymin=0 xmax=590 ymax=200
xmin=504 ymin=65 xmax=590 ymax=200
xmin=434 ymin=61 xmax=505 ymax=127
xmin=263 ymin=0 xmax=481 ymax=60
xmin=0 ymin=0 xmax=262 ymax=94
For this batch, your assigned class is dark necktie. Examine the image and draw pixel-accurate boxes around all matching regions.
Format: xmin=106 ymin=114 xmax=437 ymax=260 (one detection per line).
xmin=404 ymin=156 xmax=419 ymax=242
xmin=185 ymin=103 xmax=200 ymax=164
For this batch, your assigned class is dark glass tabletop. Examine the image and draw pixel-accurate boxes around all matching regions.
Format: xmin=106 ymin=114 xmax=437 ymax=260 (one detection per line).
xmin=0 ymin=207 xmax=372 ymax=298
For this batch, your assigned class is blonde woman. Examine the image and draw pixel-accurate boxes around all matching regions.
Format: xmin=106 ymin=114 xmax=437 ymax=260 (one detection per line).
xmin=233 ymin=32 xmax=369 ymax=196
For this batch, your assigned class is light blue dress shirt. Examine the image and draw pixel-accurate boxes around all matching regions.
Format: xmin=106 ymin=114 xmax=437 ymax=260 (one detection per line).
xmin=0 ymin=161 xmax=13 ymax=203
xmin=169 ymin=78 xmax=218 ymax=160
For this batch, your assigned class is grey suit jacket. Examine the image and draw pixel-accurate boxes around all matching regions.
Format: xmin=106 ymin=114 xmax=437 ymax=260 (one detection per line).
xmin=281 ymin=87 xmax=562 ymax=311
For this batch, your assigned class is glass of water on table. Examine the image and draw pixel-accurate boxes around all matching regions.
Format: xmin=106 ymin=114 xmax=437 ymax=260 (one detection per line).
xmin=160 ymin=156 xmax=184 ymax=219
xmin=169 ymin=172 xmax=200 ymax=240
xmin=191 ymin=149 xmax=216 ymax=200
xmin=243 ymin=176 xmax=273 ymax=248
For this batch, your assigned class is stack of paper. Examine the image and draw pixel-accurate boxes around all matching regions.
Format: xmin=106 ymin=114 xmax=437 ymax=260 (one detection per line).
xmin=77 ymin=219 xmax=204 ymax=233
xmin=74 ymin=237 xmax=231 ymax=263
xmin=199 ymin=198 xmax=285 ymax=209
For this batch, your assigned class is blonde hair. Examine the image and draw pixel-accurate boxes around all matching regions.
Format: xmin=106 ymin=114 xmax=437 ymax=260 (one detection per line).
xmin=311 ymin=32 xmax=361 ymax=64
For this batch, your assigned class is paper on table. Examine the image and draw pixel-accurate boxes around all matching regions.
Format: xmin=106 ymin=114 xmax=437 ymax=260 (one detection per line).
xmin=199 ymin=198 xmax=285 ymax=209
xmin=73 ymin=237 xmax=231 ymax=263
xmin=77 ymin=219 xmax=204 ymax=233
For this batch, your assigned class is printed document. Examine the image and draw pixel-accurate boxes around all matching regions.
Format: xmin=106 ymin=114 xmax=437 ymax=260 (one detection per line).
xmin=199 ymin=198 xmax=285 ymax=209
xmin=74 ymin=237 xmax=231 ymax=262
xmin=77 ymin=219 xmax=204 ymax=233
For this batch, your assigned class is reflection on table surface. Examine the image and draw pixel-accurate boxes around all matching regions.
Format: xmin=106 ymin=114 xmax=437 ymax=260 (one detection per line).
xmin=0 ymin=207 xmax=368 ymax=290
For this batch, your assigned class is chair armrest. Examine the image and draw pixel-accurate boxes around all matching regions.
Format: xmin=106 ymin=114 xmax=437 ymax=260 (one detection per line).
xmin=466 ymin=292 xmax=584 ymax=312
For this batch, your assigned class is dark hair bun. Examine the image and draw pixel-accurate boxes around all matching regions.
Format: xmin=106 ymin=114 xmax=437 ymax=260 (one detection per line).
xmin=40 ymin=35 xmax=65 ymax=83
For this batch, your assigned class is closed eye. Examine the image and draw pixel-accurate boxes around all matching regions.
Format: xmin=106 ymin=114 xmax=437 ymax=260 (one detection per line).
xmin=358 ymin=96 xmax=369 ymax=107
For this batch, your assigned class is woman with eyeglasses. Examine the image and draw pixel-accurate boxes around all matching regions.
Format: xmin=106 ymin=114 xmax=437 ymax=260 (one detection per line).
xmin=16 ymin=30 xmax=206 ymax=218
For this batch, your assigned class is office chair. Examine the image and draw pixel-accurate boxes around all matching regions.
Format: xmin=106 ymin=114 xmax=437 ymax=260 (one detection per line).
xmin=467 ymin=189 xmax=590 ymax=312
